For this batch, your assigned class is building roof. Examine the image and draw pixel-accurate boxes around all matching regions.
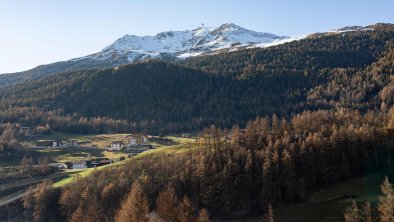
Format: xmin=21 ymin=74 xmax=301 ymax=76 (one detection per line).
xmin=111 ymin=141 xmax=124 ymax=144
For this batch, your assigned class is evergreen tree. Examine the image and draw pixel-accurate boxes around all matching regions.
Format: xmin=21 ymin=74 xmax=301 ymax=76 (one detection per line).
xmin=115 ymin=181 xmax=149 ymax=222
xmin=177 ymin=196 xmax=195 ymax=222
xmin=85 ymin=198 xmax=104 ymax=222
xmin=344 ymin=200 xmax=360 ymax=222
xmin=156 ymin=185 xmax=179 ymax=221
xmin=22 ymin=185 xmax=35 ymax=209
xmin=378 ymin=177 xmax=394 ymax=222
xmin=362 ymin=202 xmax=373 ymax=222
xmin=32 ymin=180 xmax=60 ymax=222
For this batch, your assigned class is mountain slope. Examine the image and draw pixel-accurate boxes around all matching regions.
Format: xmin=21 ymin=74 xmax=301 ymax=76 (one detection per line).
xmin=0 ymin=23 xmax=287 ymax=88
xmin=1 ymin=23 xmax=393 ymax=133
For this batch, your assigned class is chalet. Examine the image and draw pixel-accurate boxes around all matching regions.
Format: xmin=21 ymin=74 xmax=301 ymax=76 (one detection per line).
xmin=124 ymin=135 xmax=152 ymax=154
xmin=71 ymin=162 xmax=87 ymax=169
xmin=109 ymin=141 xmax=124 ymax=151
xmin=128 ymin=135 xmax=149 ymax=147
xmin=125 ymin=144 xmax=153 ymax=154
xmin=52 ymin=140 xmax=62 ymax=147
xmin=67 ymin=139 xmax=79 ymax=148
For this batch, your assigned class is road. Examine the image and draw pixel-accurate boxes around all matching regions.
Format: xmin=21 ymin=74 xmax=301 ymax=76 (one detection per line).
xmin=0 ymin=189 xmax=25 ymax=207
xmin=0 ymin=173 xmax=64 ymax=207
xmin=0 ymin=173 xmax=62 ymax=192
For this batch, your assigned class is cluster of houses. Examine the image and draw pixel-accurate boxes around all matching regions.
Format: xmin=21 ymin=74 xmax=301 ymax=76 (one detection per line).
xmin=40 ymin=134 xmax=154 ymax=171
xmin=108 ymin=135 xmax=153 ymax=154
xmin=49 ymin=158 xmax=113 ymax=170
xmin=51 ymin=139 xmax=79 ymax=148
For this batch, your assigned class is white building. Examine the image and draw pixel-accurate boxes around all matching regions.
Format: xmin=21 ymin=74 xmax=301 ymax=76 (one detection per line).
xmin=128 ymin=135 xmax=149 ymax=147
xmin=67 ymin=140 xmax=79 ymax=147
xmin=72 ymin=162 xmax=87 ymax=169
xmin=109 ymin=141 xmax=124 ymax=151
xmin=52 ymin=140 xmax=62 ymax=147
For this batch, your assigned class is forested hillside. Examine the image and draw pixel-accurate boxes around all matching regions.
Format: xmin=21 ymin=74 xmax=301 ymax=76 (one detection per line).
xmin=21 ymin=108 xmax=394 ymax=221
xmin=0 ymin=24 xmax=393 ymax=134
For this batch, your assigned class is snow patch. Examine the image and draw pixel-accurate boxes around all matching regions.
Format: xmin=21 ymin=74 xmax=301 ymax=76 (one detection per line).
xmin=82 ymin=23 xmax=289 ymax=62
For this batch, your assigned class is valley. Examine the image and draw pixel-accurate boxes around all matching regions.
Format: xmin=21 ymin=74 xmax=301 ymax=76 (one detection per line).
xmin=0 ymin=14 xmax=394 ymax=221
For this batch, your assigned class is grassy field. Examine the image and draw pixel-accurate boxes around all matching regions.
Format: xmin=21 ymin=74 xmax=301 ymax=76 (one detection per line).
xmin=29 ymin=132 xmax=133 ymax=148
xmin=35 ymin=147 xmax=126 ymax=163
xmin=37 ymin=133 xmax=198 ymax=187
xmin=134 ymin=136 xmax=196 ymax=159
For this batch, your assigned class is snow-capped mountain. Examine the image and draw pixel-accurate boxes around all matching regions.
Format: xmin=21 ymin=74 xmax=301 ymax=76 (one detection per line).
xmin=0 ymin=23 xmax=291 ymax=88
xmin=74 ymin=23 xmax=288 ymax=62
xmin=1 ymin=23 xmax=379 ymax=88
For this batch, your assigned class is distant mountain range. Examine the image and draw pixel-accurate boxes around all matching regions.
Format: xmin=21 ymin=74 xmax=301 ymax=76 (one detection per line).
xmin=82 ymin=23 xmax=288 ymax=61
xmin=0 ymin=23 xmax=382 ymax=88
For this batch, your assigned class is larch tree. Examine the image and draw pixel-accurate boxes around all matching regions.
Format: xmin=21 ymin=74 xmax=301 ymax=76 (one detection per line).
xmin=177 ymin=195 xmax=195 ymax=222
xmin=361 ymin=202 xmax=373 ymax=222
xmin=344 ymin=200 xmax=360 ymax=222
xmin=22 ymin=185 xmax=35 ymax=209
xmin=378 ymin=177 xmax=394 ymax=222
xmin=115 ymin=181 xmax=150 ymax=222
xmin=156 ymin=185 xmax=180 ymax=221
xmin=32 ymin=180 xmax=60 ymax=222
xmin=85 ymin=198 xmax=104 ymax=222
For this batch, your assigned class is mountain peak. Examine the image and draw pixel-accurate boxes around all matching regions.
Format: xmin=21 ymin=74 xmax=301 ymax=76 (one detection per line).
xmin=217 ymin=23 xmax=243 ymax=31
xmin=90 ymin=23 xmax=288 ymax=62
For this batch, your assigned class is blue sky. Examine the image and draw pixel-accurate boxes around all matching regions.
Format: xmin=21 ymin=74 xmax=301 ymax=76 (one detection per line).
xmin=0 ymin=0 xmax=393 ymax=74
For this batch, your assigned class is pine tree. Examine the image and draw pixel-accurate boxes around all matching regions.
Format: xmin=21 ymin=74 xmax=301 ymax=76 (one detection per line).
xmin=115 ymin=181 xmax=149 ymax=222
xmin=156 ymin=185 xmax=179 ymax=221
xmin=177 ymin=196 xmax=195 ymax=222
xmin=32 ymin=180 xmax=60 ymax=222
xmin=85 ymin=198 xmax=104 ymax=222
xmin=378 ymin=177 xmax=394 ymax=222
xmin=344 ymin=200 xmax=360 ymax=222
xmin=362 ymin=202 xmax=373 ymax=222
xmin=22 ymin=185 xmax=35 ymax=209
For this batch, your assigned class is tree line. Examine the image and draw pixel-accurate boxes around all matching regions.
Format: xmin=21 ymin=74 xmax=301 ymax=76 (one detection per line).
xmin=0 ymin=24 xmax=393 ymax=134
